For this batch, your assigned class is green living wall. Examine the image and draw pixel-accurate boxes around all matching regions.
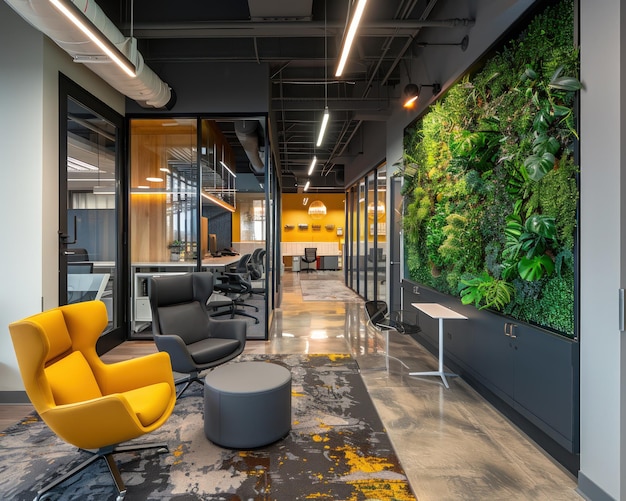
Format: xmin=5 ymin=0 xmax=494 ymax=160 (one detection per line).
xmin=402 ymin=0 xmax=580 ymax=337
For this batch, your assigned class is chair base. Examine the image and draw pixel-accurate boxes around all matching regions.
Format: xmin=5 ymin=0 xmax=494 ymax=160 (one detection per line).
xmin=35 ymin=442 xmax=169 ymax=501
xmin=174 ymin=371 xmax=207 ymax=398
xmin=211 ymin=307 xmax=259 ymax=324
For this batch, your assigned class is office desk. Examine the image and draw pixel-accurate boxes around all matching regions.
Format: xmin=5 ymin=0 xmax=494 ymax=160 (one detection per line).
xmin=201 ymin=255 xmax=241 ymax=272
xmin=411 ymin=303 xmax=467 ymax=388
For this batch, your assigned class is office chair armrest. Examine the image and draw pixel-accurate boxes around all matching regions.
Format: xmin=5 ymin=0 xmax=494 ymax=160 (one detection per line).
xmin=153 ymin=334 xmax=201 ymax=374
xmin=207 ymin=316 xmax=248 ymax=345
xmin=96 ymin=351 xmax=175 ymax=394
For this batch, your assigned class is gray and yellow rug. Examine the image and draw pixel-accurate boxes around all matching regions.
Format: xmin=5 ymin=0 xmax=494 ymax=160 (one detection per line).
xmin=0 ymin=354 xmax=415 ymax=500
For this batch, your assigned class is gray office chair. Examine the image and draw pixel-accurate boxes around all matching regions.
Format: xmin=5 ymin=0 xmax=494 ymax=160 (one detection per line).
xmin=149 ymin=272 xmax=247 ymax=398
xmin=302 ymin=247 xmax=317 ymax=272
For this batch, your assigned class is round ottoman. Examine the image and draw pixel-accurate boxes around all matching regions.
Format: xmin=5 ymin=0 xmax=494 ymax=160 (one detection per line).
xmin=203 ymin=361 xmax=292 ymax=448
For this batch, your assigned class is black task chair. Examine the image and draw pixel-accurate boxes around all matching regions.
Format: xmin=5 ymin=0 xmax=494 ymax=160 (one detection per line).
xmin=364 ymin=300 xmax=421 ymax=372
xmin=212 ymin=272 xmax=260 ymax=323
xmin=149 ymin=272 xmax=247 ymax=398
xmin=247 ymin=248 xmax=266 ymax=299
xmin=302 ymin=247 xmax=317 ymax=272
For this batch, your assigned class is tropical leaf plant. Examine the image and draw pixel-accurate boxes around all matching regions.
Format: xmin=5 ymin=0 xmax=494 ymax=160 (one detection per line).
xmin=518 ymin=254 xmax=555 ymax=281
xmin=459 ymin=272 xmax=514 ymax=310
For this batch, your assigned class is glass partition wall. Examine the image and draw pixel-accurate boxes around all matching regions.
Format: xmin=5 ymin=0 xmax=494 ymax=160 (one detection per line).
xmin=129 ymin=117 xmax=270 ymax=340
xmin=345 ymin=163 xmax=388 ymax=302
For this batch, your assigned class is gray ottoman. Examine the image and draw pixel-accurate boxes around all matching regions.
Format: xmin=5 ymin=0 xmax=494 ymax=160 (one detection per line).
xmin=203 ymin=361 xmax=292 ymax=448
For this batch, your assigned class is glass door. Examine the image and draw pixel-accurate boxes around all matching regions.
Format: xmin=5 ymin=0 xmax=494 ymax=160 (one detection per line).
xmin=59 ymin=77 xmax=125 ymax=349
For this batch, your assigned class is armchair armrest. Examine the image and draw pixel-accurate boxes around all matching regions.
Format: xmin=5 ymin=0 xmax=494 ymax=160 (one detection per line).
xmin=95 ymin=351 xmax=175 ymax=395
xmin=207 ymin=316 xmax=247 ymax=345
xmin=153 ymin=334 xmax=200 ymax=374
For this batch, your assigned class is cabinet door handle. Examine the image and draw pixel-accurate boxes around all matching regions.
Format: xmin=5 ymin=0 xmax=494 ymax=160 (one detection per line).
xmin=504 ymin=323 xmax=511 ymax=337
xmin=509 ymin=323 xmax=517 ymax=339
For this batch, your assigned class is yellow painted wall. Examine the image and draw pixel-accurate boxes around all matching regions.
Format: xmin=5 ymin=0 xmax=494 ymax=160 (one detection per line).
xmin=282 ymin=193 xmax=345 ymax=244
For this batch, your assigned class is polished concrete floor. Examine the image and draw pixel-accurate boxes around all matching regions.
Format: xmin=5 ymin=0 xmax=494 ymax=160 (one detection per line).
xmin=252 ymin=270 xmax=583 ymax=501
xmin=1 ymin=270 xmax=583 ymax=500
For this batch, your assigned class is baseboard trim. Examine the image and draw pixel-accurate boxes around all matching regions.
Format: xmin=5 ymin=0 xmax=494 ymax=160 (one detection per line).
xmin=0 ymin=391 xmax=29 ymax=404
xmin=576 ymin=472 xmax=615 ymax=501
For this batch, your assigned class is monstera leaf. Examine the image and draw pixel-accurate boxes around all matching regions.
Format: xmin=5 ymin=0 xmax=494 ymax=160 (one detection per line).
xmin=518 ymin=254 xmax=555 ymax=281
xmin=524 ymin=214 xmax=557 ymax=239
xmin=524 ymin=152 xmax=555 ymax=181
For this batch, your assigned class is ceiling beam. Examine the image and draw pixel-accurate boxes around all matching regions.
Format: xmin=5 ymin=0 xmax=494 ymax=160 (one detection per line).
xmin=129 ymin=19 xmax=474 ymax=39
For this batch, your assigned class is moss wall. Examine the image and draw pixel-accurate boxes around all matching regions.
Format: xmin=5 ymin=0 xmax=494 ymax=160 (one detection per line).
xmin=402 ymin=0 xmax=579 ymax=337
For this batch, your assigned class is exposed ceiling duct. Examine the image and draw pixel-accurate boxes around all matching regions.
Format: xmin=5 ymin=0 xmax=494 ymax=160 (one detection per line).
xmin=235 ymin=120 xmax=265 ymax=175
xmin=5 ymin=0 xmax=174 ymax=109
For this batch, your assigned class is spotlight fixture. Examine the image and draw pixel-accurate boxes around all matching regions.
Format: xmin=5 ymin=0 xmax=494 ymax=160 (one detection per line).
xmin=403 ymin=83 xmax=419 ymax=108
xmin=403 ymin=83 xmax=442 ymax=109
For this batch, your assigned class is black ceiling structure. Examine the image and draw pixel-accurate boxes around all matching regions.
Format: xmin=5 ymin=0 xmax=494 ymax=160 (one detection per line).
xmin=95 ymin=0 xmax=474 ymax=193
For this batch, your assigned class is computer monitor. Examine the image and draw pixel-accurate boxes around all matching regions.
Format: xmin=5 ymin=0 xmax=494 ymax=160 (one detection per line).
xmin=209 ymin=233 xmax=218 ymax=255
xmin=68 ymin=262 xmax=93 ymax=274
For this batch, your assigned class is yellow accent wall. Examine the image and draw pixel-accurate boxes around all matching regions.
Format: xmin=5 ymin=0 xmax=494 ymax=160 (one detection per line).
xmin=282 ymin=193 xmax=345 ymax=244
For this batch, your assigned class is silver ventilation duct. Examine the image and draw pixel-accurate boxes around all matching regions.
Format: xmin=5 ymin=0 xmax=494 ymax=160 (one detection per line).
xmin=5 ymin=0 xmax=174 ymax=109
xmin=235 ymin=120 xmax=265 ymax=174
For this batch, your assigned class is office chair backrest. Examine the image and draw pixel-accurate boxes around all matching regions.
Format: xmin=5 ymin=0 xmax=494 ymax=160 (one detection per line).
xmin=67 ymin=248 xmax=89 ymax=262
xmin=304 ymin=248 xmax=317 ymax=261
xmin=149 ymin=272 xmax=214 ymax=345
xmin=234 ymin=254 xmax=252 ymax=273
xmin=251 ymin=247 xmax=264 ymax=265
xmin=364 ymin=300 xmax=388 ymax=325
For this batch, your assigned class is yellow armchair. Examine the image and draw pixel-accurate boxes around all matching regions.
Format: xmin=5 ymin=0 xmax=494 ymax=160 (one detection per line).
xmin=9 ymin=300 xmax=176 ymax=501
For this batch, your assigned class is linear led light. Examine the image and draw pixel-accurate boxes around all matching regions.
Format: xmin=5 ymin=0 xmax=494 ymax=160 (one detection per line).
xmin=201 ymin=192 xmax=236 ymax=213
xmin=316 ymin=107 xmax=330 ymax=147
xmin=304 ymin=180 xmax=311 ymax=192
xmin=219 ymin=160 xmax=237 ymax=178
xmin=49 ymin=0 xmax=136 ymax=78
xmin=308 ymin=156 xmax=318 ymax=176
xmin=335 ymin=0 xmax=368 ymax=77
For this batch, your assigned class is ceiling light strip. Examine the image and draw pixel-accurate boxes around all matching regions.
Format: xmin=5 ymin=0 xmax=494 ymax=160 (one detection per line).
xmin=335 ymin=0 xmax=368 ymax=77
xmin=308 ymin=156 xmax=318 ymax=176
xmin=316 ymin=107 xmax=330 ymax=147
xmin=49 ymin=0 xmax=136 ymax=78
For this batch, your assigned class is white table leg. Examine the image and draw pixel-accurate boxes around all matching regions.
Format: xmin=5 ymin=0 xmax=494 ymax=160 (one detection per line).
xmin=409 ymin=317 xmax=457 ymax=388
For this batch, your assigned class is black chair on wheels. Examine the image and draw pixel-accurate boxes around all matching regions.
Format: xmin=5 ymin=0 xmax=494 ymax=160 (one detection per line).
xmin=149 ymin=271 xmax=247 ymax=398
xmin=364 ymin=300 xmax=421 ymax=372
xmin=302 ymin=247 xmax=317 ymax=272
xmin=212 ymin=254 xmax=260 ymax=323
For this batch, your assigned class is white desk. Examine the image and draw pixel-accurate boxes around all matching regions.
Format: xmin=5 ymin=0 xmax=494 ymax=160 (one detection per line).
xmin=411 ymin=303 xmax=467 ymax=388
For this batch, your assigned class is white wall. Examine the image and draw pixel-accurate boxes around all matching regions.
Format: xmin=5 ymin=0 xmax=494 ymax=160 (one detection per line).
xmin=0 ymin=1 xmax=124 ymax=395
xmin=579 ymin=2 xmax=624 ymax=499
xmin=0 ymin=2 xmax=44 ymax=394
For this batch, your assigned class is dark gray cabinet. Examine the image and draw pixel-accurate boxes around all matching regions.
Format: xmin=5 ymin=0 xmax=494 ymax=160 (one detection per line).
xmin=402 ymin=280 xmax=579 ymax=470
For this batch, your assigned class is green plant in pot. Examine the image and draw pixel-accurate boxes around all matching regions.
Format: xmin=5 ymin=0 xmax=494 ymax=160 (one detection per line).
xmin=168 ymin=240 xmax=184 ymax=261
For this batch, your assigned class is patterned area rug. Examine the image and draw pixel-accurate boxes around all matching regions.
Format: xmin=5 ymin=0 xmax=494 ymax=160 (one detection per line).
xmin=0 ymin=354 xmax=415 ymax=500
xmin=300 ymin=280 xmax=363 ymax=302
